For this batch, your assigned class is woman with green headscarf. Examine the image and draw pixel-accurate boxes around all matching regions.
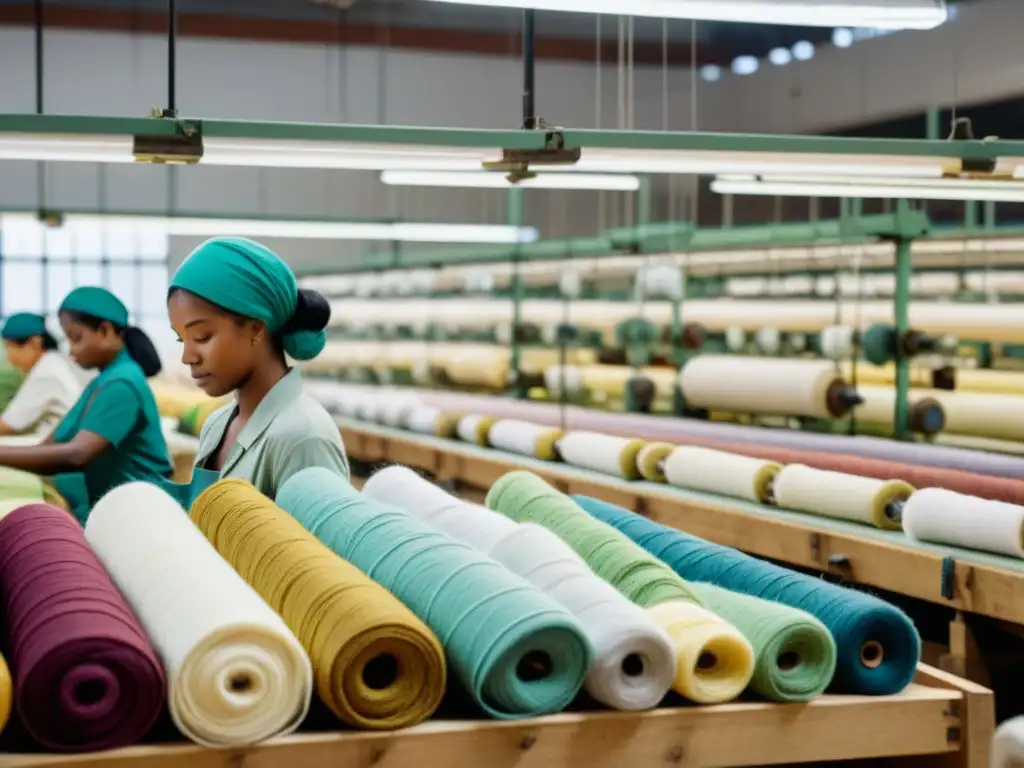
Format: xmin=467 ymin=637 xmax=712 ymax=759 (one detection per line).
xmin=0 ymin=313 xmax=82 ymax=436
xmin=167 ymin=236 xmax=348 ymax=500
xmin=0 ymin=289 xmax=173 ymax=522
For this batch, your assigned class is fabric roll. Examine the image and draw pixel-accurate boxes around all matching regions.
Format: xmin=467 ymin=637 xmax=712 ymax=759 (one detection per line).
xmin=86 ymin=482 xmax=313 ymax=747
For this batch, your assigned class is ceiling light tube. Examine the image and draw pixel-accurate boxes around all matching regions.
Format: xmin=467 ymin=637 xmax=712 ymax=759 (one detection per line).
xmin=711 ymin=176 xmax=1024 ymax=203
xmin=413 ymin=0 xmax=948 ymax=30
xmin=379 ymin=170 xmax=642 ymax=191
xmin=5 ymin=212 xmax=538 ymax=244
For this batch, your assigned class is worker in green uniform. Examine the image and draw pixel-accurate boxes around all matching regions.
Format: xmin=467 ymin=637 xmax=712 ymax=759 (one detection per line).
xmin=167 ymin=236 xmax=349 ymax=501
xmin=0 ymin=288 xmax=173 ymax=521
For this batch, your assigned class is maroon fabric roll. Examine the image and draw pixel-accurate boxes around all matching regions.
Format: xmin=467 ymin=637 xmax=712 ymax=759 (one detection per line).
xmin=0 ymin=504 xmax=165 ymax=752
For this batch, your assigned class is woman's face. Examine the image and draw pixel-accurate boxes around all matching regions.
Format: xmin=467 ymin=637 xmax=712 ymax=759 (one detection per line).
xmin=168 ymin=289 xmax=264 ymax=397
xmin=3 ymin=338 xmax=43 ymax=374
xmin=58 ymin=314 xmax=118 ymax=370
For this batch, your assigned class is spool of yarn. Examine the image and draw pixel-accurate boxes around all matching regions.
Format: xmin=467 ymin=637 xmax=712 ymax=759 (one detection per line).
xmin=362 ymin=466 xmax=678 ymax=710
xmin=861 ymin=324 xmax=896 ymax=366
xmin=664 ymin=446 xmax=781 ymax=504
xmin=485 ymin=470 xmax=756 ymax=703
xmin=488 ymin=419 xmax=563 ymax=461
xmin=679 ymin=356 xmax=861 ymax=419
xmin=636 ymin=442 xmax=675 ymax=483
xmin=725 ymin=326 xmax=747 ymax=353
xmin=277 ymin=467 xmax=592 ymax=719
xmin=0 ymin=504 xmax=166 ymax=751
xmin=819 ymin=325 xmax=857 ymax=361
xmin=404 ymin=406 xmax=459 ymax=437
xmin=574 ymin=495 xmax=920 ymax=695
xmin=544 ymin=366 xmax=585 ymax=397
xmin=557 ymin=431 xmax=647 ymax=480
xmin=903 ymin=488 xmax=1024 ymax=558
xmin=0 ymin=654 xmax=11 ymax=734
xmin=772 ymin=464 xmax=913 ymax=531
xmin=86 ymin=483 xmax=313 ymax=747
xmin=755 ymin=327 xmax=781 ymax=355
xmin=190 ymin=479 xmax=447 ymax=729
xmin=456 ymin=414 xmax=497 ymax=446
xmin=377 ymin=394 xmax=422 ymax=428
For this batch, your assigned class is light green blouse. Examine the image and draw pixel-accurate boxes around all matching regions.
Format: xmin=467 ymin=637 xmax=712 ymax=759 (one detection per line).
xmin=195 ymin=369 xmax=349 ymax=500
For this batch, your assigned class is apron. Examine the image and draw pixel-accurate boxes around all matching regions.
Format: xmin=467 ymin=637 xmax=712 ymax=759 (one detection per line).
xmin=52 ymin=467 xmax=221 ymax=526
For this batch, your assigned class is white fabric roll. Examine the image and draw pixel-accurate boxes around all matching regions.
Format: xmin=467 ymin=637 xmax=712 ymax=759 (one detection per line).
xmin=820 ymin=324 xmax=857 ymax=360
xmin=664 ymin=446 xmax=778 ymax=503
xmin=405 ymin=406 xmax=443 ymax=435
xmin=84 ymin=483 xmax=312 ymax=747
xmin=363 ymin=467 xmax=676 ymax=711
xmin=488 ymin=419 xmax=550 ymax=457
xmin=992 ymin=716 xmax=1024 ymax=768
xmin=377 ymin=393 xmax=422 ymax=428
xmin=904 ymin=488 xmax=1024 ymax=559
xmin=456 ymin=414 xmax=488 ymax=445
xmin=557 ymin=431 xmax=639 ymax=478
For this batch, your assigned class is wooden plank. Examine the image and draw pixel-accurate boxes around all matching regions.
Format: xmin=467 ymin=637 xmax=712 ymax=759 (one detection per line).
xmin=0 ymin=686 xmax=963 ymax=768
xmin=910 ymin=666 xmax=996 ymax=768
xmin=338 ymin=424 xmax=1024 ymax=627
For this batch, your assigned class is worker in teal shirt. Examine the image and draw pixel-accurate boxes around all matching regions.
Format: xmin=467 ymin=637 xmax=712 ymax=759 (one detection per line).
xmin=167 ymin=236 xmax=348 ymax=500
xmin=0 ymin=287 xmax=173 ymax=521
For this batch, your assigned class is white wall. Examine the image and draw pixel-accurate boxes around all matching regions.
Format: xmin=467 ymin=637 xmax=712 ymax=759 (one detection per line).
xmin=0 ymin=26 xmax=708 ymax=273
xmin=679 ymin=0 xmax=1024 ymax=135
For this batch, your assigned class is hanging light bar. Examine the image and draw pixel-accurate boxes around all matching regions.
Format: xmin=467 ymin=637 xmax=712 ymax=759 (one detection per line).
xmin=379 ymin=170 xmax=641 ymax=191
xmin=1 ymin=212 xmax=539 ymax=245
xmin=711 ymin=173 xmax=1024 ymax=202
xmin=412 ymin=0 xmax=948 ymax=29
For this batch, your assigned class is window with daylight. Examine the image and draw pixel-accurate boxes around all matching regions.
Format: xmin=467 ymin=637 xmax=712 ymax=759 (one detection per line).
xmin=0 ymin=213 xmax=172 ymax=347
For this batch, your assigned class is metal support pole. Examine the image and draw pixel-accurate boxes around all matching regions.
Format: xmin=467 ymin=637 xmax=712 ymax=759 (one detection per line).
xmin=522 ymin=10 xmax=536 ymax=129
xmin=167 ymin=0 xmax=177 ymax=115
xmin=984 ymin=201 xmax=996 ymax=230
xmin=508 ymin=187 xmax=525 ymax=394
xmin=892 ymin=205 xmax=913 ymax=441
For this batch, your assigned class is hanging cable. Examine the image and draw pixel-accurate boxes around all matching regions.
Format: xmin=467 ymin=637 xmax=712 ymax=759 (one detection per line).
xmin=166 ymin=0 xmax=176 ymax=115
xmin=522 ymin=10 xmax=536 ymax=129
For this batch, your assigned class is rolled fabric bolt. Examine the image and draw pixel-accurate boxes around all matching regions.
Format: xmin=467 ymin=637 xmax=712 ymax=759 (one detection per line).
xmin=85 ymin=482 xmax=313 ymax=747
xmin=664 ymin=446 xmax=781 ymax=504
xmin=488 ymin=419 xmax=563 ymax=461
xmin=456 ymin=414 xmax=497 ymax=446
xmin=557 ymin=431 xmax=647 ymax=480
xmin=362 ymin=466 xmax=678 ymax=710
xmin=773 ymin=464 xmax=913 ymax=530
xmin=903 ymin=488 xmax=1024 ymax=558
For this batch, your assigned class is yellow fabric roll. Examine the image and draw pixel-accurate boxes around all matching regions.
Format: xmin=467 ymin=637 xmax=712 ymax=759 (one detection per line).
xmin=636 ymin=443 xmax=675 ymax=483
xmin=545 ymin=365 xmax=678 ymax=403
xmin=853 ymin=386 xmax=944 ymax=434
xmin=190 ymin=479 xmax=447 ymax=730
xmin=919 ymin=389 xmax=1024 ymax=442
xmin=842 ymin=362 xmax=1024 ymax=397
xmin=0 ymin=653 xmax=11 ymax=734
xmin=646 ymin=601 xmax=755 ymax=704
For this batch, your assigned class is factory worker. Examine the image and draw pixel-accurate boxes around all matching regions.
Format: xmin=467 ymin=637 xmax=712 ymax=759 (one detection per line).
xmin=167 ymin=236 xmax=349 ymax=500
xmin=0 ymin=313 xmax=82 ymax=437
xmin=0 ymin=289 xmax=173 ymax=522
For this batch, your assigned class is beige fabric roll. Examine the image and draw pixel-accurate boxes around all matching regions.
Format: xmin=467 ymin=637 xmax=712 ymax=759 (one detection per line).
xmin=772 ymin=464 xmax=913 ymax=531
xmin=663 ymin=446 xmax=781 ymax=504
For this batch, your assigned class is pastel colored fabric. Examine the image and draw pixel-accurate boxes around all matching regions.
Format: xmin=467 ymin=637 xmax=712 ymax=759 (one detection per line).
xmin=0 ymin=504 xmax=165 ymax=751
xmin=190 ymin=478 xmax=446 ymax=729
xmin=574 ymin=495 xmax=921 ymax=695
xmin=58 ymin=287 xmax=129 ymax=327
xmin=278 ymin=467 xmax=593 ymax=719
xmin=171 ymin=237 xmax=326 ymax=360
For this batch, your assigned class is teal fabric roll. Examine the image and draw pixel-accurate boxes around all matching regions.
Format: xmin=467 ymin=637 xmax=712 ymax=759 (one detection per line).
xmin=277 ymin=466 xmax=593 ymax=719
xmin=1 ymin=313 xmax=47 ymax=341
xmin=170 ymin=237 xmax=325 ymax=360
xmin=59 ymin=287 xmax=129 ymax=327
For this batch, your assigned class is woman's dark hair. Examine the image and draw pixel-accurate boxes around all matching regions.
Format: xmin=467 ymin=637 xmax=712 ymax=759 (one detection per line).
xmin=8 ymin=331 xmax=59 ymax=351
xmin=60 ymin=310 xmax=162 ymax=378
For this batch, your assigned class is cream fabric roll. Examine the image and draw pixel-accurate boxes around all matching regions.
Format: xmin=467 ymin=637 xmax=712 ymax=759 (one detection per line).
xmin=85 ymin=483 xmax=313 ymax=747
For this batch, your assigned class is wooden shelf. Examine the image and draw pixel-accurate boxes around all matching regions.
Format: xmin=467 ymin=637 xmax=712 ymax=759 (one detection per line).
xmin=337 ymin=419 xmax=1024 ymax=628
xmin=0 ymin=666 xmax=993 ymax=768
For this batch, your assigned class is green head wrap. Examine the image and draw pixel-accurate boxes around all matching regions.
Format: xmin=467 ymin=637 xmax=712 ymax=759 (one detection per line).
xmin=169 ymin=237 xmax=328 ymax=361
xmin=59 ymin=287 xmax=129 ymax=328
xmin=1 ymin=313 xmax=48 ymax=342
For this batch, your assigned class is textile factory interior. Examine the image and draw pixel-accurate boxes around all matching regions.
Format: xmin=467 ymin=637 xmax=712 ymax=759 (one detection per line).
xmin=5 ymin=0 xmax=1024 ymax=765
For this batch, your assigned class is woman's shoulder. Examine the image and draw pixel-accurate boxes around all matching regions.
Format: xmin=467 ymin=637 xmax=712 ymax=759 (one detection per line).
xmin=265 ymin=391 xmax=341 ymax=445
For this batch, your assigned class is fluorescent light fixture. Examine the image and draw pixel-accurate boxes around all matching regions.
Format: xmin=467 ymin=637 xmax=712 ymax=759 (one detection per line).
xmin=413 ymin=0 xmax=948 ymax=29
xmin=2 ymin=212 xmax=538 ymax=244
xmin=379 ymin=170 xmax=642 ymax=191
xmin=711 ymin=174 xmax=1024 ymax=202
xmin=700 ymin=65 xmax=723 ymax=82
xmin=768 ymin=48 xmax=793 ymax=66
xmin=732 ymin=56 xmax=760 ymax=75
xmin=832 ymin=27 xmax=855 ymax=47
xmin=792 ymin=41 xmax=816 ymax=61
